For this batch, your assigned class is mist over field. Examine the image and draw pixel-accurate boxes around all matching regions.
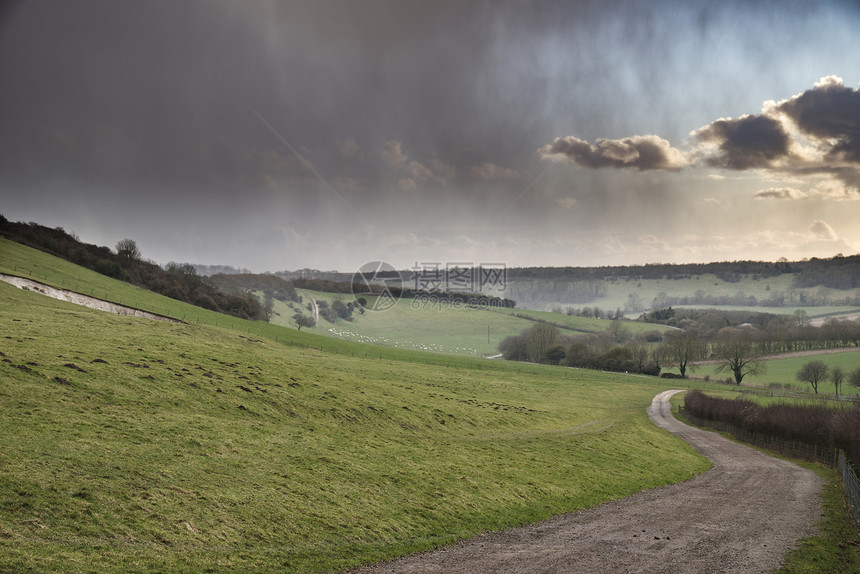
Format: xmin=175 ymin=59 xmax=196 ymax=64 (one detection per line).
xmin=2 ymin=1 xmax=860 ymax=273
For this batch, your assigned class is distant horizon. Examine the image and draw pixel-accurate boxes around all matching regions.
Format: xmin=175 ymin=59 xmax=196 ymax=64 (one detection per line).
xmin=4 ymin=212 xmax=857 ymax=277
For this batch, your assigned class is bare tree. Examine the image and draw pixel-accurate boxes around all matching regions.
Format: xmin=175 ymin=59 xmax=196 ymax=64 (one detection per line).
xmin=115 ymin=238 xmax=141 ymax=261
xmin=797 ymin=361 xmax=829 ymax=394
xmin=263 ymin=292 xmax=275 ymax=323
xmin=525 ymin=323 xmax=562 ymax=363
xmin=626 ymin=338 xmax=651 ymax=372
xmin=829 ymin=366 xmax=844 ymax=396
xmin=714 ymin=328 xmax=764 ymax=385
xmin=849 ymin=367 xmax=860 ymax=389
xmin=659 ymin=330 xmax=704 ymax=378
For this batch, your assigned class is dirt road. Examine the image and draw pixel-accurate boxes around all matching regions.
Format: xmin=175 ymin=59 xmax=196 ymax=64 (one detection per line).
xmin=358 ymin=390 xmax=823 ymax=573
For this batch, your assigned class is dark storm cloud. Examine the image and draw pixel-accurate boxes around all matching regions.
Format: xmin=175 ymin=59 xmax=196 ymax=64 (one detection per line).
xmin=777 ymin=76 xmax=860 ymax=162
xmin=538 ymin=135 xmax=687 ymax=171
xmin=691 ymin=77 xmax=860 ymax=182
xmin=0 ymin=0 xmax=490 ymax=191
xmin=544 ymin=76 xmax=860 ymax=198
xmin=3 ymin=0 xmax=860 ymax=270
xmin=693 ymin=114 xmax=790 ymax=170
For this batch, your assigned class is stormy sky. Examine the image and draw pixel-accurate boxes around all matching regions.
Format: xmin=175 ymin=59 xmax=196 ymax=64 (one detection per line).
xmin=2 ymin=0 xmax=859 ymax=272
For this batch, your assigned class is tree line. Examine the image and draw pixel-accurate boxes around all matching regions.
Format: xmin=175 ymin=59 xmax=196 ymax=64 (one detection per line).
xmin=640 ymin=307 xmax=860 ymax=354
xmin=498 ymin=320 xmax=661 ymax=376
xmin=499 ymin=315 xmax=860 ymax=385
xmin=289 ymin=277 xmax=516 ymax=309
xmin=505 ymin=255 xmax=859 ymax=287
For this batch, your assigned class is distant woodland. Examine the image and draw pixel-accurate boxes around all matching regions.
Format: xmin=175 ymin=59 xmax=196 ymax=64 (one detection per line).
xmin=504 ymin=259 xmax=860 ymax=308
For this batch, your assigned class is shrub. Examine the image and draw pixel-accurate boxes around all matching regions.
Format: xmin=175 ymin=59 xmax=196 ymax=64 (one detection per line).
xmin=684 ymin=390 xmax=860 ymax=467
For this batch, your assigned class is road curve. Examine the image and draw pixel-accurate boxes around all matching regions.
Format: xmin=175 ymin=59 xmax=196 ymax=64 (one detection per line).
xmin=357 ymin=390 xmax=823 ymax=574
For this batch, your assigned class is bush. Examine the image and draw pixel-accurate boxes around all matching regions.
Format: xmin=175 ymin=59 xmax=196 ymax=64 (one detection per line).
xmin=543 ymin=345 xmax=566 ymax=365
xmin=332 ymin=298 xmax=352 ymax=320
xmin=684 ymin=390 xmax=860 ymax=467
xmin=319 ymin=307 xmax=338 ymax=323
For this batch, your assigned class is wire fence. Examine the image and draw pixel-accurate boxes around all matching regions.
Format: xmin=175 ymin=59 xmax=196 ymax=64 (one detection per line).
xmin=838 ymin=451 xmax=860 ymax=533
xmin=679 ymin=408 xmax=838 ymax=466
xmin=736 ymin=386 xmax=860 ymax=403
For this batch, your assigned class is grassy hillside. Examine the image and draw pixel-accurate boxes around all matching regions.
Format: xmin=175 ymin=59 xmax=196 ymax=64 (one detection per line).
xmin=0 ymin=238 xmax=572 ymax=371
xmin=489 ymin=307 xmax=668 ymax=335
xmin=291 ymin=290 xmax=533 ymax=356
xmin=265 ymin=289 xmax=671 ymax=357
xmin=0 ymin=279 xmax=711 ymax=572
xmin=1 ymin=238 xmax=666 ymax=361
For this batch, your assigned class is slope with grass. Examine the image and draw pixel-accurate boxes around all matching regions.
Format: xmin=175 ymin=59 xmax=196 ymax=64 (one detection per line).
xmin=0 ymin=279 xmax=711 ymax=573
xmin=0 ymin=238 xmax=563 ymax=371
xmin=488 ymin=307 xmax=669 ymax=336
xmin=267 ymin=290 xmax=672 ymax=358
xmin=1 ymin=238 xmax=668 ymax=361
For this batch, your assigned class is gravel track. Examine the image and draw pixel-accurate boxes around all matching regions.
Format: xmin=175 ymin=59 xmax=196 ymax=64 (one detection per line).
xmin=358 ymin=390 xmax=823 ymax=573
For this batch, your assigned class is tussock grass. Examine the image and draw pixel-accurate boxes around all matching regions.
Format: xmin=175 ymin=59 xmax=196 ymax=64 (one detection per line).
xmin=0 ymin=281 xmax=710 ymax=572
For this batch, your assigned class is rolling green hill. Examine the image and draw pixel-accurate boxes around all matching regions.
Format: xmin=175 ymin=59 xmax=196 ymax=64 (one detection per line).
xmin=264 ymin=289 xmax=671 ymax=358
xmin=0 ymin=267 xmax=711 ymax=572
xmin=0 ymin=238 xmax=557 ymax=371
xmin=1 ymin=238 xmax=666 ymax=361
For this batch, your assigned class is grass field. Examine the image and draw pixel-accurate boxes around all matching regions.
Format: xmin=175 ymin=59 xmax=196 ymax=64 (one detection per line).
xmin=676 ymin=351 xmax=860 ymax=396
xmin=0 ymin=277 xmax=712 ymax=572
xmin=1 ymin=238 xmax=668 ymax=361
xmin=488 ymin=307 xmax=670 ymax=336
xmin=268 ymin=289 xmax=540 ymax=356
xmin=263 ymin=288 xmax=671 ymax=358
xmin=0 ymin=239 xmax=589 ymax=372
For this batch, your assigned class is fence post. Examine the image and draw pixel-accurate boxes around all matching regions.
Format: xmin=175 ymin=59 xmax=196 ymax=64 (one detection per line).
xmin=838 ymin=451 xmax=860 ymax=533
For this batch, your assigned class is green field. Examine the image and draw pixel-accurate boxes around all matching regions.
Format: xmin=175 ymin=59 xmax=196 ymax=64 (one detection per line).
xmin=264 ymin=288 xmax=671 ymax=358
xmin=0 ymin=239 xmax=578 ymax=372
xmin=687 ymin=351 xmax=860 ymax=395
xmin=268 ymin=289 xmax=539 ymax=356
xmin=0 ymin=270 xmax=712 ymax=572
xmin=488 ymin=307 xmax=668 ymax=335
xmin=658 ymin=350 xmax=860 ymax=396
